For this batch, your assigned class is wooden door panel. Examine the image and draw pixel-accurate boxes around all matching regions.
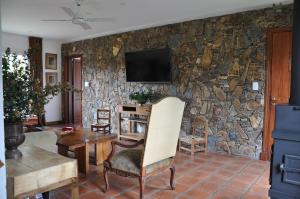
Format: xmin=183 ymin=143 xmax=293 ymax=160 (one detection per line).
xmin=261 ymin=28 xmax=292 ymax=160
xmin=63 ymin=56 xmax=70 ymax=123
xmin=269 ymin=31 xmax=292 ymax=147
xmin=270 ymin=31 xmax=291 ymax=104
xmin=73 ymin=58 xmax=82 ymax=126
xmin=62 ymin=56 xmax=82 ymax=126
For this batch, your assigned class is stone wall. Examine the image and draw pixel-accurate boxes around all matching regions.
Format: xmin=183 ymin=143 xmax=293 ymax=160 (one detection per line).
xmin=62 ymin=4 xmax=292 ymax=159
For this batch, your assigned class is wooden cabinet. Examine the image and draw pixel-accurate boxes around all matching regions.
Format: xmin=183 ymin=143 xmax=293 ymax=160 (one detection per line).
xmin=117 ymin=105 xmax=151 ymax=141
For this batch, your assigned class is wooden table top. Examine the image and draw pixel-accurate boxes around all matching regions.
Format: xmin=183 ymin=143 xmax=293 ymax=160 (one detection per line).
xmin=6 ymin=145 xmax=78 ymax=198
xmin=6 ymin=145 xmax=76 ymax=177
xmin=56 ymin=128 xmax=117 ymax=149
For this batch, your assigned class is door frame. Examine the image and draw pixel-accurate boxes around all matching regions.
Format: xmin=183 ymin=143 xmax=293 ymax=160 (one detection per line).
xmin=0 ymin=15 xmax=7 ymax=197
xmin=62 ymin=54 xmax=83 ymax=126
xmin=260 ymin=27 xmax=291 ymax=161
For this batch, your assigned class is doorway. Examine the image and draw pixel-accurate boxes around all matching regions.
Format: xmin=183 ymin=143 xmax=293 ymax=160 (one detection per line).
xmin=261 ymin=28 xmax=292 ymax=161
xmin=63 ymin=55 xmax=82 ymax=126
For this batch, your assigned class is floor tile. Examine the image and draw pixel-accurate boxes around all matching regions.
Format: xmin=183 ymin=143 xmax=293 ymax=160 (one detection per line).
xmin=50 ymin=152 xmax=270 ymax=199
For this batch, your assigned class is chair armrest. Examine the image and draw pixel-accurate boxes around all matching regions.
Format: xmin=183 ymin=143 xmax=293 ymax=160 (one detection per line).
xmin=105 ymin=139 xmax=144 ymax=167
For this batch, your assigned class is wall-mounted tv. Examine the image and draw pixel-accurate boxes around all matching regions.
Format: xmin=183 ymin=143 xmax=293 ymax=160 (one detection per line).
xmin=125 ymin=48 xmax=171 ymax=82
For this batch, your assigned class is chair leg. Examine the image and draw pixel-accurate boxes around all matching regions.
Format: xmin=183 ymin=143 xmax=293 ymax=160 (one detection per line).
xmin=191 ymin=143 xmax=195 ymax=156
xmin=204 ymin=143 xmax=207 ymax=155
xmin=170 ymin=166 xmax=175 ymax=190
xmin=139 ymin=176 xmax=145 ymax=199
xmin=103 ymin=167 xmax=109 ymax=192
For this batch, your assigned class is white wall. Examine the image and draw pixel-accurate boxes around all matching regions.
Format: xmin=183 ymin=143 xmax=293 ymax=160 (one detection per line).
xmin=2 ymin=32 xmax=63 ymax=122
xmin=2 ymin=32 xmax=28 ymax=54
xmin=43 ymin=39 xmax=62 ymax=122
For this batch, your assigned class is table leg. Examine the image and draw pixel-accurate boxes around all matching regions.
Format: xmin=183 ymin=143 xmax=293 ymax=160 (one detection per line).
xmin=75 ymin=145 xmax=89 ymax=174
xmin=57 ymin=145 xmax=68 ymax=156
xmin=95 ymin=141 xmax=112 ymax=165
xmin=42 ymin=191 xmax=50 ymax=199
xmin=71 ymin=182 xmax=79 ymax=199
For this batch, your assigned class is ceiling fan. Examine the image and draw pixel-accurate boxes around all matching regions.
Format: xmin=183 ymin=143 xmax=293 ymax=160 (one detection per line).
xmin=41 ymin=0 xmax=115 ymax=30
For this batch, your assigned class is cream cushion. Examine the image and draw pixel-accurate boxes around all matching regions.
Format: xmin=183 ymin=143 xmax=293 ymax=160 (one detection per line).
xmin=22 ymin=130 xmax=57 ymax=153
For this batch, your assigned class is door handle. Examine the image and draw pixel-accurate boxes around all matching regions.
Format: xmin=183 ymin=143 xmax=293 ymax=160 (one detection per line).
xmin=271 ymin=97 xmax=281 ymax=106
xmin=0 ymin=160 xmax=4 ymax=168
xmin=271 ymin=99 xmax=277 ymax=106
xmin=279 ymin=163 xmax=300 ymax=174
xmin=271 ymin=97 xmax=281 ymax=101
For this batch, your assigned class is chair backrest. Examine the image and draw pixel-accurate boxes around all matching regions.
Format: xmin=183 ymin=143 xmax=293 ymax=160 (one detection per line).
xmin=192 ymin=116 xmax=208 ymax=138
xmin=142 ymin=97 xmax=185 ymax=167
xmin=97 ymin=109 xmax=111 ymax=124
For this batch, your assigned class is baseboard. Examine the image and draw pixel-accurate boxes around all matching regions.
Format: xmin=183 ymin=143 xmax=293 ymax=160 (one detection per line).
xmin=45 ymin=121 xmax=64 ymax=126
xmin=260 ymin=151 xmax=270 ymax=161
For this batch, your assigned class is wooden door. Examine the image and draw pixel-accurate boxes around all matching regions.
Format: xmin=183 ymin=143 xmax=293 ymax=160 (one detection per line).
xmin=261 ymin=28 xmax=292 ymax=161
xmin=62 ymin=56 xmax=82 ymax=126
xmin=63 ymin=56 xmax=71 ymax=123
xmin=72 ymin=57 xmax=82 ymax=126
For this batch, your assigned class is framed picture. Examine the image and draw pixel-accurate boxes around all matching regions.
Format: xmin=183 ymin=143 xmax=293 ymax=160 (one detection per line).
xmin=45 ymin=53 xmax=57 ymax=70
xmin=46 ymin=72 xmax=57 ymax=86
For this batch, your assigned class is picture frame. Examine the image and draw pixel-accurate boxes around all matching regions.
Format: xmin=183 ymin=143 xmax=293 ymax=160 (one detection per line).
xmin=45 ymin=53 xmax=57 ymax=70
xmin=45 ymin=72 xmax=57 ymax=86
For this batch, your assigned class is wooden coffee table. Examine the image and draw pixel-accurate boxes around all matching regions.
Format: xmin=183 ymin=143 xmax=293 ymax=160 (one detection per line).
xmin=56 ymin=128 xmax=117 ymax=174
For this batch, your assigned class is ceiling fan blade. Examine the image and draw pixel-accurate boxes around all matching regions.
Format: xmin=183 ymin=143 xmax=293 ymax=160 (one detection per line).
xmin=41 ymin=19 xmax=72 ymax=21
xmin=76 ymin=21 xmax=92 ymax=30
xmin=61 ymin=6 xmax=76 ymax=18
xmin=86 ymin=17 xmax=115 ymax=22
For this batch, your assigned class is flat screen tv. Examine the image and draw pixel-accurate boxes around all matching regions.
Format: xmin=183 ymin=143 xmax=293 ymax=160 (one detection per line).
xmin=125 ymin=48 xmax=171 ymax=82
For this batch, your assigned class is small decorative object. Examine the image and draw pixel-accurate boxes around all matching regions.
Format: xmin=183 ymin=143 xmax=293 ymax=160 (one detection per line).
xmin=61 ymin=126 xmax=74 ymax=135
xmin=45 ymin=53 xmax=57 ymax=70
xmin=46 ymin=72 xmax=57 ymax=86
xmin=129 ymin=91 xmax=160 ymax=105
xmin=62 ymin=126 xmax=74 ymax=132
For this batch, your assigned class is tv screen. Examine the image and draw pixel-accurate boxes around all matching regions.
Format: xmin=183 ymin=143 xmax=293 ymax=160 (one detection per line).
xmin=125 ymin=48 xmax=171 ymax=82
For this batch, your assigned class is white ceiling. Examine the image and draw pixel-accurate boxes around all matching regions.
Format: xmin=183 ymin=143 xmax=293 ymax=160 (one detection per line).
xmin=1 ymin=0 xmax=292 ymax=43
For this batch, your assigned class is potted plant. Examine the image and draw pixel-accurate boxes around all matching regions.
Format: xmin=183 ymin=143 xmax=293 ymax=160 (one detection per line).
xmin=2 ymin=48 xmax=75 ymax=159
xmin=129 ymin=90 xmax=160 ymax=105
xmin=2 ymin=48 xmax=32 ymax=158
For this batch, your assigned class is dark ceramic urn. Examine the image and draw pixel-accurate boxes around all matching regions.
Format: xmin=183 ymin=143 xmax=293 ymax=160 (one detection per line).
xmin=4 ymin=123 xmax=25 ymax=159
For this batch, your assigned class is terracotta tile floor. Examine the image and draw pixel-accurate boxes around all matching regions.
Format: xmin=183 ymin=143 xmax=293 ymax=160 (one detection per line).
xmin=50 ymin=152 xmax=270 ymax=199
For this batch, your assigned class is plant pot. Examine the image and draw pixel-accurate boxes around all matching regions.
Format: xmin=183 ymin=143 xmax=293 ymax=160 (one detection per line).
xmin=137 ymin=100 xmax=147 ymax=105
xmin=4 ymin=123 xmax=25 ymax=159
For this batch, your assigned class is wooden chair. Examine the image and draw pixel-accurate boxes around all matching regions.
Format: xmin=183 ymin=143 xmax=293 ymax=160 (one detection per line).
xmin=103 ymin=97 xmax=185 ymax=199
xmin=178 ymin=116 xmax=208 ymax=156
xmin=91 ymin=109 xmax=111 ymax=133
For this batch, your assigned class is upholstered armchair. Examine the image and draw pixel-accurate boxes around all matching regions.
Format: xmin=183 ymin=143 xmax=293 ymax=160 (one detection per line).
xmin=103 ymin=97 xmax=185 ymax=199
